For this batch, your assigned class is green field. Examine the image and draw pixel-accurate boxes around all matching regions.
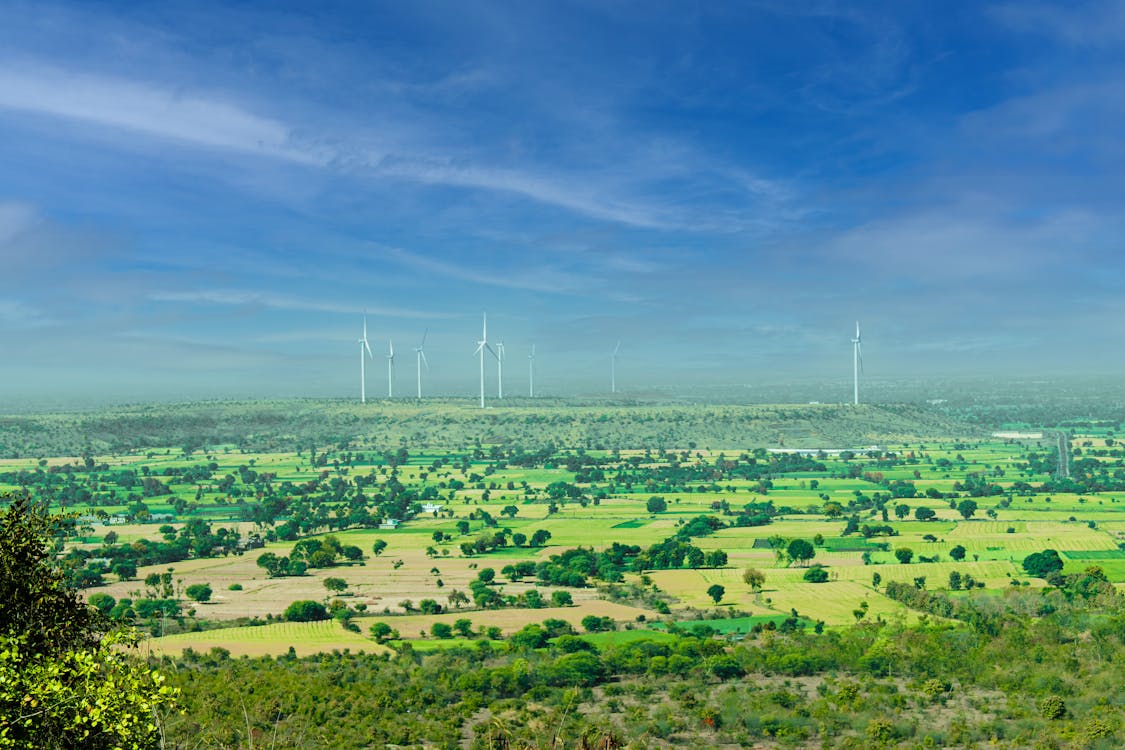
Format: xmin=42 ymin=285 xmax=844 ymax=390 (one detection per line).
xmin=2 ymin=402 xmax=1122 ymax=649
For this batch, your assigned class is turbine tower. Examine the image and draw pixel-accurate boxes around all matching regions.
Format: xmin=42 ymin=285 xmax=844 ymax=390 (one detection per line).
xmin=358 ymin=314 xmax=373 ymax=403
xmin=496 ymin=341 xmax=505 ymax=399
xmin=386 ymin=339 xmax=395 ymax=398
xmin=528 ymin=344 xmax=536 ymax=398
xmin=610 ymin=340 xmax=621 ymax=394
xmin=473 ymin=312 xmax=497 ymax=408
xmin=851 ymin=321 xmax=863 ymax=405
xmin=414 ymin=329 xmax=429 ymax=399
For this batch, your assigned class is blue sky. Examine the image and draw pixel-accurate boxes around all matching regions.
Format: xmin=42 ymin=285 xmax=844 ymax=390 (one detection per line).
xmin=1 ymin=0 xmax=1123 ymax=406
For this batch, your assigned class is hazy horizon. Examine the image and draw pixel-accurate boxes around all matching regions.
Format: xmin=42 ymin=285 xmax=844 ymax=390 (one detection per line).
xmin=2 ymin=1 xmax=1124 ymax=405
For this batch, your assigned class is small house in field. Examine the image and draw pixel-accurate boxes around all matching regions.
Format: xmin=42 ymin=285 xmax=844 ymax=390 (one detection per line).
xmin=379 ymin=518 xmax=401 ymax=530
xmin=422 ymin=503 xmax=444 ymax=514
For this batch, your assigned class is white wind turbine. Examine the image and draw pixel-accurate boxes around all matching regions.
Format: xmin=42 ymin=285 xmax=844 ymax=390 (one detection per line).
xmin=386 ymin=339 xmax=396 ymax=398
xmin=473 ymin=312 xmax=497 ymax=408
xmin=610 ymin=340 xmax=621 ymax=394
xmin=496 ymin=341 xmax=505 ymax=399
xmin=414 ymin=329 xmax=429 ymax=399
xmin=851 ymin=321 xmax=863 ymax=405
xmin=358 ymin=314 xmax=374 ymax=403
xmin=528 ymin=344 xmax=536 ymax=398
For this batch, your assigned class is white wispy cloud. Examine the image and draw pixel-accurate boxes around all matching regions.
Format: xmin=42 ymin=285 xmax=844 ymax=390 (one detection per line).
xmin=378 ymin=245 xmax=589 ymax=294
xmin=0 ymin=201 xmax=39 ymax=244
xmin=148 ymin=289 xmax=451 ymax=319
xmin=0 ymin=63 xmax=326 ymax=164
xmin=990 ymin=1 xmax=1125 ymax=47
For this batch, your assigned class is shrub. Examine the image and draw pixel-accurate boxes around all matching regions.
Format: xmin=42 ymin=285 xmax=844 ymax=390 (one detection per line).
xmin=283 ymin=600 xmax=328 ymax=622
xmin=803 ymin=565 xmax=829 ymax=583
xmin=1039 ymin=695 xmax=1067 ymax=720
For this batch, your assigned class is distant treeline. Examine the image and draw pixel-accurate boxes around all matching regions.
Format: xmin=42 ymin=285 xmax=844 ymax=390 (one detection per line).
xmin=0 ymin=399 xmax=983 ymax=458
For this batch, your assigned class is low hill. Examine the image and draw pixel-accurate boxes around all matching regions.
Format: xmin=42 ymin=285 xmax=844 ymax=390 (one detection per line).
xmin=0 ymin=399 xmax=984 ymax=458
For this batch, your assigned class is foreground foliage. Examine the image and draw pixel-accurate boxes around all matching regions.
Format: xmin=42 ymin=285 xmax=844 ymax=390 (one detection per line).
xmin=0 ymin=494 xmax=176 ymax=749
xmin=164 ymin=580 xmax=1125 ymax=749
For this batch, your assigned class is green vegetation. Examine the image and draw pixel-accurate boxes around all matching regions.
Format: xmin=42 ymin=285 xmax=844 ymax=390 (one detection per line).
xmin=6 ymin=400 xmax=1125 ymax=745
xmin=0 ymin=494 xmax=175 ymax=748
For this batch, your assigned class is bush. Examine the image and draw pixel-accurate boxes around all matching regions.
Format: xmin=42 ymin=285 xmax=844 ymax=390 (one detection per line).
xmin=1039 ymin=695 xmax=1067 ymax=720
xmin=803 ymin=565 xmax=829 ymax=583
xmin=430 ymin=622 xmax=453 ymax=639
xmin=283 ymin=600 xmax=328 ymax=622
xmin=185 ymin=584 xmax=212 ymax=603
xmin=706 ymin=655 xmax=744 ymax=680
xmin=228 ymin=583 xmax=243 ymax=591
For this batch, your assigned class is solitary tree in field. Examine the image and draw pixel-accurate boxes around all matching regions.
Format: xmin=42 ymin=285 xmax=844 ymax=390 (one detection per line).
xmin=371 ymin=539 xmax=388 ymax=557
xmin=706 ymin=584 xmax=725 ymax=604
xmin=185 ymin=583 xmax=212 ymax=603
xmin=787 ymin=538 xmax=816 ymax=567
xmin=646 ymin=496 xmax=667 ymax=513
xmin=895 ymin=547 xmax=915 ymax=564
xmin=957 ymin=499 xmax=978 ymax=520
xmin=949 ymin=544 xmax=967 ymax=561
xmin=323 ymin=577 xmax=348 ymax=594
xmin=743 ymin=567 xmax=766 ymax=592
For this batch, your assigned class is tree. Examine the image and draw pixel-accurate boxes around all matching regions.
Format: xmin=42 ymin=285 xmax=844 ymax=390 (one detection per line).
xmin=369 ymin=621 xmax=394 ymax=642
xmin=551 ymin=590 xmax=573 ymax=607
xmin=786 ymin=538 xmax=816 ymax=567
xmin=949 ymin=544 xmax=967 ymax=561
xmin=430 ymin=622 xmax=453 ymax=639
xmin=1022 ymin=549 xmax=1064 ymax=578
xmin=957 ymin=499 xmax=978 ymax=520
xmin=895 ymin=547 xmax=914 ymax=564
xmin=477 ymin=567 xmax=496 ymax=584
xmin=914 ymin=507 xmax=936 ymax=521
xmin=185 ymin=583 xmax=212 ymax=603
xmin=112 ymin=560 xmax=137 ymax=582
xmin=529 ymin=529 xmax=552 ymax=547
xmin=456 ymin=520 xmax=471 ymax=536
xmin=284 ymin=600 xmax=328 ymax=622
xmin=706 ymin=584 xmax=725 ymax=604
xmin=371 ymin=539 xmax=388 ymax=557
xmin=705 ymin=549 xmax=728 ymax=568
xmin=894 ymin=503 xmax=910 ymax=519
xmin=743 ymin=567 xmax=766 ymax=591
xmin=0 ymin=493 xmax=177 ymax=748
xmin=803 ymin=565 xmax=829 ymax=583
xmin=646 ymin=496 xmax=667 ymax=513
xmin=501 ymin=505 xmax=519 ymax=518
xmin=323 ymin=577 xmax=348 ymax=594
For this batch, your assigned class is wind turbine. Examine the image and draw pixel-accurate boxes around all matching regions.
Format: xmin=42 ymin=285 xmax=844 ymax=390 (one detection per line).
xmin=610 ymin=341 xmax=621 ymax=394
xmin=358 ymin=315 xmax=374 ymax=403
xmin=414 ymin=329 xmax=429 ymax=399
xmin=386 ymin=339 xmax=395 ymax=398
xmin=528 ymin=344 xmax=536 ymax=398
xmin=473 ymin=312 xmax=497 ymax=408
xmin=496 ymin=341 xmax=505 ymax=399
xmin=851 ymin=321 xmax=863 ymax=405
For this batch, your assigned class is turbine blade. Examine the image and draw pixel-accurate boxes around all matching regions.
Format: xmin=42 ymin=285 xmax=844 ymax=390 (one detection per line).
xmin=421 ymin=350 xmax=430 ymax=370
xmin=364 ymin=340 xmax=373 ymax=358
xmin=613 ymin=340 xmax=621 ymax=355
xmin=420 ymin=327 xmax=428 ymax=348
xmin=486 ymin=343 xmax=498 ymax=359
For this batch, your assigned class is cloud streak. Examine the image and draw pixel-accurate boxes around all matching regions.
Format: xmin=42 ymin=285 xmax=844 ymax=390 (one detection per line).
xmin=0 ymin=63 xmax=324 ymax=164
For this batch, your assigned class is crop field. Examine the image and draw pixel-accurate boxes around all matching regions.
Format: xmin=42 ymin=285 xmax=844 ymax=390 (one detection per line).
xmin=143 ymin=619 xmax=390 ymax=658
xmin=2 ymin=402 xmax=1122 ymax=653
